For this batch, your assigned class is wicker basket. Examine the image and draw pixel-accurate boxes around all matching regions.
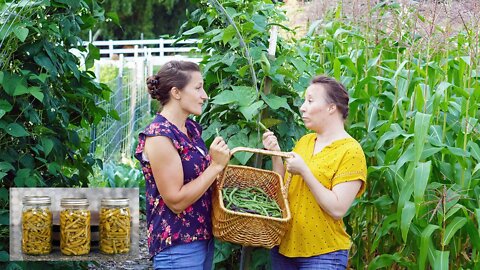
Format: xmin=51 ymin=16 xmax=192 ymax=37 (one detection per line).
xmin=212 ymin=147 xmax=292 ymax=248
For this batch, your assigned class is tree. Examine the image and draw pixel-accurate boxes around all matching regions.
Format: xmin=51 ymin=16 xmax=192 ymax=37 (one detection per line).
xmin=93 ymin=0 xmax=199 ymax=40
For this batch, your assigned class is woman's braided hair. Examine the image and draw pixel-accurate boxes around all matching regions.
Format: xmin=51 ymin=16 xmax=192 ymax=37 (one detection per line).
xmin=146 ymin=60 xmax=200 ymax=106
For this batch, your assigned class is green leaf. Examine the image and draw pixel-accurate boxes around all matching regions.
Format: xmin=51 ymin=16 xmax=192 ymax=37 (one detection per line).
xmin=432 ymin=250 xmax=449 ymax=270
xmin=442 ymin=217 xmax=467 ymax=246
xmin=0 ymin=251 xmax=9 ymax=262
xmin=222 ymin=24 xmax=236 ymax=45
xmin=401 ymin=201 xmax=415 ymax=242
xmin=367 ymin=253 xmax=402 ymax=270
xmin=0 ymin=110 xmax=5 ymax=119
xmin=13 ymin=84 xmax=30 ymax=96
xmin=262 ymin=93 xmax=291 ymax=110
xmin=291 ymin=57 xmax=307 ymax=74
xmin=106 ymin=11 xmax=120 ymax=26
xmin=212 ymin=90 xmax=237 ymax=105
xmin=109 ymin=109 xmax=120 ymax=120
xmin=231 ymin=86 xmax=256 ymax=107
xmin=414 ymin=161 xmax=431 ymax=206
xmin=239 ymin=101 xmax=264 ymax=121
xmin=30 ymin=87 xmax=44 ymax=102
xmin=13 ymin=168 xmax=31 ymax=187
xmin=183 ymin=26 xmax=204 ymax=36
xmin=0 ymin=188 xmax=7 ymax=202
xmin=5 ymin=123 xmax=29 ymax=137
xmin=419 ymin=224 xmax=439 ymax=270
xmin=467 ymin=141 xmax=480 ymax=162
xmin=14 ymin=26 xmax=29 ymax=42
xmin=34 ymin=53 xmax=56 ymax=75
xmin=414 ymin=113 xmax=431 ymax=163
xmin=1 ymin=72 xmax=22 ymax=95
xmin=40 ymin=137 xmax=54 ymax=156
xmin=465 ymin=219 xmax=480 ymax=250
xmin=47 ymin=162 xmax=60 ymax=176
xmin=0 ymin=162 xmax=15 ymax=172
xmin=85 ymin=43 xmax=100 ymax=69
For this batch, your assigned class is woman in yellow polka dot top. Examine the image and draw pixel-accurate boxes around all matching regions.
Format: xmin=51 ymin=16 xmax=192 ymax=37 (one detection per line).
xmin=262 ymin=75 xmax=367 ymax=270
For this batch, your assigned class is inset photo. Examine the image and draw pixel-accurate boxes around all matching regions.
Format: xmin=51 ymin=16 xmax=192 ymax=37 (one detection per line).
xmin=9 ymin=188 xmax=139 ymax=261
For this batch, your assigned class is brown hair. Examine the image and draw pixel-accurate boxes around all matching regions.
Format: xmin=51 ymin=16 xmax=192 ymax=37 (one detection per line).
xmin=146 ymin=60 xmax=200 ymax=106
xmin=311 ymin=75 xmax=349 ymax=119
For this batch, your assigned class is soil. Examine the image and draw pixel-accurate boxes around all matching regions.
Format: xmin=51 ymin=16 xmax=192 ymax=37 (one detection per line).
xmin=88 ymin=219 xmax=152 ymax=270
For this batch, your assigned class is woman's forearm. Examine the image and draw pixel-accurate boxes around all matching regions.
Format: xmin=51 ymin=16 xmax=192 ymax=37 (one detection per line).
xmin=163 ymin=164 xmax=224 ymax=214
xmin=272 ymin=156 xmax=285 ymax=177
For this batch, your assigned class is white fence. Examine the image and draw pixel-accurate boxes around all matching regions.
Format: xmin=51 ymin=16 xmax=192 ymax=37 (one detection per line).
xmin=84 ymin=38 xmax=202 ymax=64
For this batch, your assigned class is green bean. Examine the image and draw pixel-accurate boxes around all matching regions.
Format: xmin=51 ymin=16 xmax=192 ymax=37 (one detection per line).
xmin=222 ymin=187 xmax=282 ymax=218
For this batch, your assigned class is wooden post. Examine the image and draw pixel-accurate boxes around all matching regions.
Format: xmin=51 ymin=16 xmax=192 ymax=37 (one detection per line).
xmin=241 ymin=25 xmax=279 ymax=270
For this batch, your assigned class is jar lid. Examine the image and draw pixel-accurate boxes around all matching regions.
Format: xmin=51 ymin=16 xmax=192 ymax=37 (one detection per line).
xmin=101 ymin=198 xmax=129 ymax=207
xmin=60 ymin=198 xmax=89 ymax=207
xmin=23 ymin=196 xmax=51 ymax=206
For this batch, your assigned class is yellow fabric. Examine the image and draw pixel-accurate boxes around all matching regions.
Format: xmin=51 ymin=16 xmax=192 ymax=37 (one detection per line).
xmin=279 ymin=133 xmax=367 ymax=257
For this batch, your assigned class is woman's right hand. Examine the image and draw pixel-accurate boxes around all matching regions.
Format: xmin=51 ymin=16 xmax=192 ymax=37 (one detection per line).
xmin=262 ymin=131 xmax=281 ymax=151
xmin=209 ymin=136 xmax=230 ymax=169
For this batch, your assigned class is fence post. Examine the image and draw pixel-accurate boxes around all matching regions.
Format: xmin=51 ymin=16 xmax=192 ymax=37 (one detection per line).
xmin=110 ymin=54 xmax=124 ymax=162
xmin=108 ymin=39 xmax=114 ymax=59
xmin=89 ymin=61 xmax=101 ymax=154
xmin=126 ymin=59 xmax=140 ymax=158
xmin=134 ymin=45 xmax=139 ymax=58
xmin=159 ymin=38 xmax=164 ymax=58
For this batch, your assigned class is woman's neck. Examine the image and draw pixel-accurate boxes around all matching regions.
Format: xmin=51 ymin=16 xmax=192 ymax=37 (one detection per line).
xmin=160 ymin=105 xmax=188 ymax=132
xmin=314 ymin=120 xmax=349 ymax=144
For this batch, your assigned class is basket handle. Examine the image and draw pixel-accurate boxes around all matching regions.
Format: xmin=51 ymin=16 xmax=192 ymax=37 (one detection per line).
xmin=218 ymin=147 xmax=293 ymax=197
xmin=230 ymin=146 xmax=292 ymax=158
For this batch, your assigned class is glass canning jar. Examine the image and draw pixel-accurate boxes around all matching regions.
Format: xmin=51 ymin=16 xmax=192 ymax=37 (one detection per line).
xmin=60 ymin=198 xmax=91 ymax=255
xmin=99 ymin=198 xmax=131 ymax=254
xmin=22 ymin=196 xmax=52 ymax=255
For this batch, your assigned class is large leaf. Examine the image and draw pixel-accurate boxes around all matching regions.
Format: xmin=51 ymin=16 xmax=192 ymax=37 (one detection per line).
xmin=401 ymin=201 xmax=415 ymax=242
xmin=442 ymin=216 xmax=467 ymax=246
xmin=414 ymin=113 xmax=431 ymax=163
xmin=414 ymin=161 xmax=431 ymax=206
xmin=13 ymin=168 xmax=31 ymax=187
xmin=239 ymin=100 xmax=264 ymax=121
xmin=419 ymin=224 xmax=439 ymax=270
xmin=367 ymin=253 xmax=403 ymax=270
xmin=222 ymin=24 xmax=236 ymax=45
xmin=231 ymin=86 xmax=257 ymax=107
xmin=183 ymin=26 xmax=204 ymax=36
xmin=261 ymin=93 xmax=291 ymax=110
xmin=212 ymin=90 xmax=237 ymax=105
xmin=432 ymin=250 xmax=449 ymax=270
xmin=13 ymin=26 xmax=29 ymax=42
xmin=4 ymin=123 xmax=29 ymax=137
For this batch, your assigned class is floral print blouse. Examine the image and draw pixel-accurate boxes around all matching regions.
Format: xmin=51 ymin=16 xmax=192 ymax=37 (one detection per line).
xmin=135 ymin=114 xmax=212 ymax=258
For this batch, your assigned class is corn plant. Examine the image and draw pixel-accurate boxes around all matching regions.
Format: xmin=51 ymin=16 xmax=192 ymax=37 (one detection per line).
xmin=181 ymin=1 xmax=480 ymax=269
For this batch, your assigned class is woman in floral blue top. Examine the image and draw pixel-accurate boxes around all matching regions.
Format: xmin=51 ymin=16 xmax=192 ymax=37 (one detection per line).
xmin=135 ymin=61 xmax=230 ymax=270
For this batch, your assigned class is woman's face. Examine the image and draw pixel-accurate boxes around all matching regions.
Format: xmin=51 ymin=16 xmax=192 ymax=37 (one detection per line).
xmin=300 ymin=83 xmax=333 ymax=130
xmin=178 ymin=71 xmax=208 ymax=115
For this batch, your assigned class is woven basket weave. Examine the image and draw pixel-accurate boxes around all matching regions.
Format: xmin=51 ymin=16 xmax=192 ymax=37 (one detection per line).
xmin=212 ymin=147 xmax=292 ymax=248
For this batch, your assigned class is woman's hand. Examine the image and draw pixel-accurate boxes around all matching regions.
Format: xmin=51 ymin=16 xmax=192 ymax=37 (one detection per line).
xmin=285 ymin=152 xmax=308 ymax=175
xmin=209 ymin=136 xmax=230 ymax=170
xmin=262 ymin=131 xmax=281 ymax=151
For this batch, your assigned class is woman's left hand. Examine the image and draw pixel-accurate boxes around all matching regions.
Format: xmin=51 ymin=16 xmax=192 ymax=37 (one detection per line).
xmin=285 ymin=152 xmax=308 ymax=175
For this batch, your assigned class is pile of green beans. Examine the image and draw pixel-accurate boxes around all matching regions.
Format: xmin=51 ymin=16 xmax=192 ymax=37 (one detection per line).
xmin=222 ymin=187 xmax=282 ymax=218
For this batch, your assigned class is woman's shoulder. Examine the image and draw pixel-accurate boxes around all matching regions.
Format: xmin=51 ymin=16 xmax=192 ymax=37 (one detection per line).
xmin=141 ymin=114 xmax=173 ymax=136
xmin=338 ymin=137 xmax=365 ymax=157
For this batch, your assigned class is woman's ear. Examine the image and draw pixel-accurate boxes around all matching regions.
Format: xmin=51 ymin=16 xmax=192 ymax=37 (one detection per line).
xmin=171 ymin=87 xmax=181 ymax=100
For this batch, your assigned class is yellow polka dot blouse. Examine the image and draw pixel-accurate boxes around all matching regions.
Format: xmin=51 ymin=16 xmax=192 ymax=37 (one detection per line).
xmin=279 ymin=133 xmax=367 ymax=258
